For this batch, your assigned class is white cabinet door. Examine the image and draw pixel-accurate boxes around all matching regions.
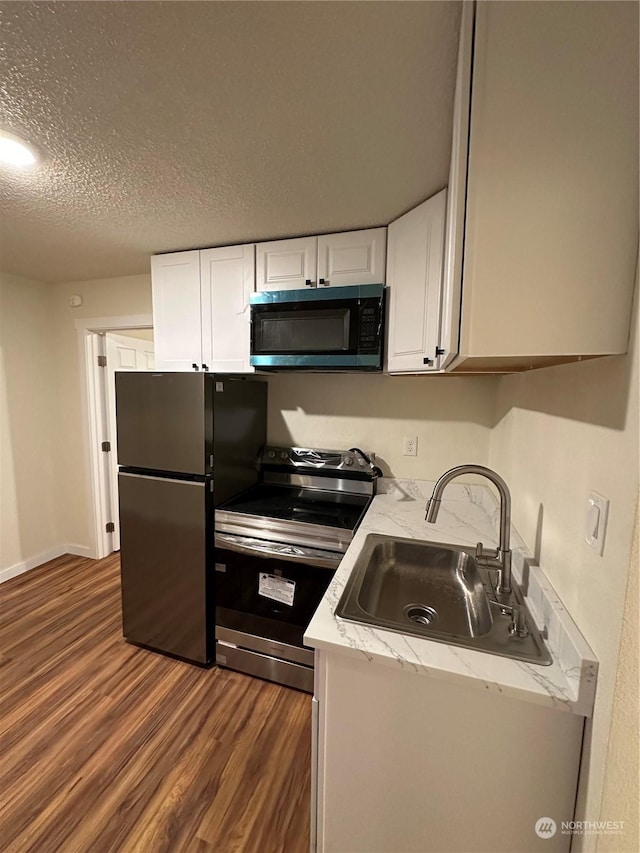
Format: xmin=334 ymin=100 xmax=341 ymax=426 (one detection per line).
xmin=439 ymin=1 xmax=473 ymax=369
xmin=317 ymin=650 xmax=582 ymax=853
xmin=317 ymin=227 xmax=387 ymax=288
xmin=386 ymin=190 xmax=447 ymax=373
xmin=447 ymin=1 xmax=637 ymax=371
xmin=200 ymin=244 xmax=255 ymax=373
xmin=256 ymin=236 xmax=317 ymax=291
xmin=151 ymin=251 xmax=202 ymax=371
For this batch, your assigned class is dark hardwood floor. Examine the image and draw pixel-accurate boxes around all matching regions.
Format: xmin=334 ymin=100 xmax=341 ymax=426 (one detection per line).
xmin=0 ymin=554 xmax=311 ymax=853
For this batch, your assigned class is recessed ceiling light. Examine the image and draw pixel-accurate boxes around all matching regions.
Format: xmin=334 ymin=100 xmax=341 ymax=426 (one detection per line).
xmin=0 ymin=130 xmax=38 ymax=168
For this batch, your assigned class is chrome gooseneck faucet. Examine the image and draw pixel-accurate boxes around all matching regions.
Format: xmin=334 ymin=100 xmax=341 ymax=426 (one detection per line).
xmin=425 ymin=464 xmax=513 ymax=597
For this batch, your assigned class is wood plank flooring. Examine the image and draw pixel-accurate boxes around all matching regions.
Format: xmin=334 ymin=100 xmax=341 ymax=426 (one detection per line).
xmin=0 ymin=554 xmax=311 ymax=853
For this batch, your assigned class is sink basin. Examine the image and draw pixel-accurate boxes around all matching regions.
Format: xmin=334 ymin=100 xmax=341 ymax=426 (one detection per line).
xmin=336 ymin=534 xmax=552 ymax=665
xmin=357 ymin=538 xmax=493 ymax=638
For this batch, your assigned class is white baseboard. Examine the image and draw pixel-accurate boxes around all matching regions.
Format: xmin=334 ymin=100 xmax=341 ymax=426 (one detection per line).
xmin=0 ymin=543 xmax=95 ymax=584
xmin=65 ymin=544 xmax=95 ymax=559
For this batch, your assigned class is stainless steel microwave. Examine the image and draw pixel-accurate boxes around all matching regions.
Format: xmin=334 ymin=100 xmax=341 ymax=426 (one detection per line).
xmin=249 ymin=284 xmax=385 ymax=370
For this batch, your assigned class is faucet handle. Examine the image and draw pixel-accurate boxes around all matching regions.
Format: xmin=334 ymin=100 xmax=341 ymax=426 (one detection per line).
xmin=508 ymin=604 xmax=529 ymax=639
xmin=475 ymin=541 xmax=499 ymax=562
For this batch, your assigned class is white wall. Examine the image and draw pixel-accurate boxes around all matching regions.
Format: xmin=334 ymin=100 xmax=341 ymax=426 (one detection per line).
xmin=0 ymin=273 xmax=62 ymax=578
xmin=266 ymin=372 xmax=498 ymax=479
xmin=489 ymin=278 xmax=639 ymax=847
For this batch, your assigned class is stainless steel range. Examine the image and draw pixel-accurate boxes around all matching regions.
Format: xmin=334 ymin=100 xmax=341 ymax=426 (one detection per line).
xmin=214 ymin=446 xmax=379 ymax=692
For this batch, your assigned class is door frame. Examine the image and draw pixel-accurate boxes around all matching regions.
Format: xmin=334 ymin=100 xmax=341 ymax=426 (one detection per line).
xmin=76 ymin=314 xmax=153 ymax=559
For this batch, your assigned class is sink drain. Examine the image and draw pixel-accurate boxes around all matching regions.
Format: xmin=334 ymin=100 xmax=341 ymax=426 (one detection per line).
xmin=404 ymin=604 xmax=438 ymax=626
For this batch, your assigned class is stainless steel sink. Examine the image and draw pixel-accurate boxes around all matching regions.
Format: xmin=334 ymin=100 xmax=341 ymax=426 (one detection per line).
xmin=336 ymin=534 xmax=552 ymax=665
xmin=357 ymin=539 xmax=493 ymax=638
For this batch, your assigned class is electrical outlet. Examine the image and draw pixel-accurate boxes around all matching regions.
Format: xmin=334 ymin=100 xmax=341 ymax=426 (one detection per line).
xmin=403 ymin=435 xmax=418 ymax=457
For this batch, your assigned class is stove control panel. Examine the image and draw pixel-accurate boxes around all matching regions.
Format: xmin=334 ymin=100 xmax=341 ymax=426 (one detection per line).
xmin=261 ymin=446 xmax=377 ymax=474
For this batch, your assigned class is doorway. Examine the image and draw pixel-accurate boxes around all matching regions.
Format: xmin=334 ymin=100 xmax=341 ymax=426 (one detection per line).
xmin=78 ymin=314 xmax=154 ymax=560
xmin=103 ymin=330 xmax=156 ymax=551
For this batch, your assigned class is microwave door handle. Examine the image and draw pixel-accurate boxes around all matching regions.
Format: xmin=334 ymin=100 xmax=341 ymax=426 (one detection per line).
xmin=214 ymin=533 xmax=341 ymax=570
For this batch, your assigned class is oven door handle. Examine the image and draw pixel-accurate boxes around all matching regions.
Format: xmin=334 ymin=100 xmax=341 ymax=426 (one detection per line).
xmin=214 ymin=533 xmax=342 ymax=570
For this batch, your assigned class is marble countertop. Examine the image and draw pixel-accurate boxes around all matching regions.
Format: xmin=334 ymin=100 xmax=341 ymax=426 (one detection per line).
xmin=304 ymin=478 xmax=598 ymax=717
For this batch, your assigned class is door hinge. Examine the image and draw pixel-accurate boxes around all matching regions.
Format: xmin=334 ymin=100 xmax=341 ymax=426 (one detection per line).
xmin=97 ymin=355 xmax=107 ymax=367
xmin=435 ymin=347 xmax=445 ymax=357
xmin=105 ymin=522 xmax=115 ymax=533
xmin=101 ymin=441 xmax=111 ymax=452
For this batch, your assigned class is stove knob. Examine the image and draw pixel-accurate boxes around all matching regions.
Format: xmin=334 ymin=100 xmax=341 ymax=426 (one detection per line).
xmin=343 ymin=456 xmax=353 ymax=466
xmin=280 ymin=451 xmax=288 ymax=460
xmin=268 ymin=450 xmax=276 ymax=459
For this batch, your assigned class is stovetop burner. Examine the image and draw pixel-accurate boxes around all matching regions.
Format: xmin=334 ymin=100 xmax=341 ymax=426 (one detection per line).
xmin=219 ymin=483 xmax=369 ymax=531
xmin=215 ymin=445 xmax=379 ymax=553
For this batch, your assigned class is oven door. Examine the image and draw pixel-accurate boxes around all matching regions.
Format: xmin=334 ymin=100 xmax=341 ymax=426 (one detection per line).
xmin=213 ymin=536 xmax=339 ymax=691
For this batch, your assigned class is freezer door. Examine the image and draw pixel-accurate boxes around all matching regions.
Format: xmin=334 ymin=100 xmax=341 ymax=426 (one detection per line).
xmin=115 ymin=371 xmax=211 ymax=475
xmin=119 ymin=472 xmax=212 ymax=663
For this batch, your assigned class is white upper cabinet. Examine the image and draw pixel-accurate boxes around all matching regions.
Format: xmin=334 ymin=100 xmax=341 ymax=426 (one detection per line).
xmin=443 ymin=0 xmax=638 ymax=372
xmin=256 ymin=228 xmax=387 ymax=291
xmin=438 ymin=2 xmax=473 ymax=370
xmin=317 ymin=228 xmax=387 ymax=288
xmin=151 ymin=251 xmax=202 ymax=372
xmin=256 ymin=237 xmax=317 ymax=291
xmin=200 ymin=245 xmax=255 ymax=373
xmin=152 ymin=246 xmax=255 ymax=373
xmin=386 ymin=191 xmax=446 ymax=373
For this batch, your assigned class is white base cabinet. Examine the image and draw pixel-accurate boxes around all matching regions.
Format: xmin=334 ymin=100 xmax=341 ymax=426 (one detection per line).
xmin=312 ymin=650 xmax=584 ymax=853
xmin=256 ymin=228 xmax=387 ymax=291
xmin=152 ymin=246 xmax=255 ymax=373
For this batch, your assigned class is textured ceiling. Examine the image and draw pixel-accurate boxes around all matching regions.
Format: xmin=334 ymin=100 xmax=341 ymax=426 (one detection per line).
xmin=0 ymin=1 xmax=461 ymax=284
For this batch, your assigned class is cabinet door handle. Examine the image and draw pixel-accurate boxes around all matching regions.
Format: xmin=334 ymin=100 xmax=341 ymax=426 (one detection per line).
xmin=202 ymin=363 xmax=209 ymax=371
xmin=192 ymin=363 xmax=200 ymax=371
xmin=305 ymin=279 xmax=315 ymax=287
xmin=423 ymin=357 xmax=434 ymax=366
xmin=319 ymin=278 xmax=329 ymax=286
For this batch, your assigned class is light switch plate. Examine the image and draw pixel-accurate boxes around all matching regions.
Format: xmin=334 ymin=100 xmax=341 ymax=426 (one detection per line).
xmin=585 ymin=491 xmax=609 ymax=556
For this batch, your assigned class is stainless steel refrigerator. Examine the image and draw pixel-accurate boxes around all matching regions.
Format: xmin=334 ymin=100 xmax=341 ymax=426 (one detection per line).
xmin=115 ymin=371 xmax=267 ymax=664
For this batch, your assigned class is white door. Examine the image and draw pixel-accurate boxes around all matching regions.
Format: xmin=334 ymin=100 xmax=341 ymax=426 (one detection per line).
xmin=201 ymin=244 xmax=255 ymax=373
xmin=386 ymin=190 xmax=447 ymax=373
xmin=105 ymin=331 xmax=155 ymax=551
xmin=256 ymin=236 xmax=317 ymax=291
xmin=151 ymin=251 xmax=202 ymax=370
xmin=317 ymin=228 xmax=387 ymax=288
